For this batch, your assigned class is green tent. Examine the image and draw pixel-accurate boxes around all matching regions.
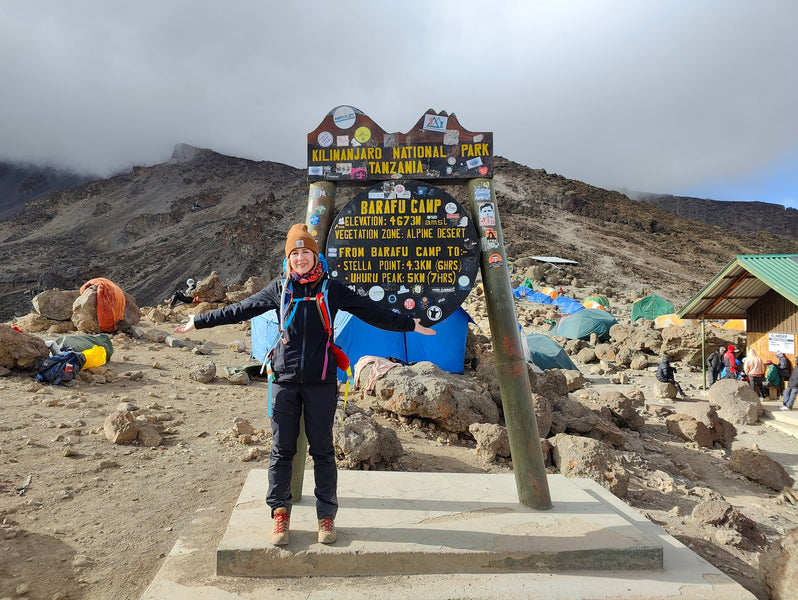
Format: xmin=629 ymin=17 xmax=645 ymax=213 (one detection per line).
xmin=585 ymin=294 xmax=610 ymax=307
xmin=522 ymin=333 xmax=578 ymax=370
xmin=631 ymin=294 xmax=674 ymax=322
xmin=552 ymin=308 xmax=618 ymax=342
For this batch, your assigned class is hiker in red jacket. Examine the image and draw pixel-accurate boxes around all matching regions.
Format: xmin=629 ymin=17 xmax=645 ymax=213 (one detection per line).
xmin=723 ymin=345 xmax=739 ymax=379
xmin=174 ymin=224 xmax=435 ymax=546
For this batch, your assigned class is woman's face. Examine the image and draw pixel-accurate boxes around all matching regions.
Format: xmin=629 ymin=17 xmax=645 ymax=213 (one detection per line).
xmin=289 ymin=248 xmax=316 ymax=275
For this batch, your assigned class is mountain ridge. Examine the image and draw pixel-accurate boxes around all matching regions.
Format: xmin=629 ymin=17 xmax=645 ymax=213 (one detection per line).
xmin=1 ymin=146 xmax=796 ymax=321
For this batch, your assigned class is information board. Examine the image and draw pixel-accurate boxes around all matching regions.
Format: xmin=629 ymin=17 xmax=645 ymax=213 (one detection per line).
xmin=326 ymin=181 xmax=480 ymax=327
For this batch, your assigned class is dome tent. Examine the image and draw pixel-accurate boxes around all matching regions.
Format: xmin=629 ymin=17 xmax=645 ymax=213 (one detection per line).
xmin=552 ymin=308 xmax=618 ymax=342
xmin=522 ymin=333 xmax=577 ymax=370
xmin=631 ymin=294 xmax=674 ymax=322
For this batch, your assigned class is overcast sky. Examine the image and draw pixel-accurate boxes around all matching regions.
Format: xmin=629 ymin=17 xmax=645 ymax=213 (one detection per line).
xmin=1 ymin=0 xmax=796 ymax=208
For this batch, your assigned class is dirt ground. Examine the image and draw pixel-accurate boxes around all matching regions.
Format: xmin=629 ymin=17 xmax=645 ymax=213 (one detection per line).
xmin=1 ymin=307 xmax=797 ymax=600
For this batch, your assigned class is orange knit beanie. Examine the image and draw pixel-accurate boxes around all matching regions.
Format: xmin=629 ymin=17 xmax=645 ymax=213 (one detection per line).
xmin=285 ymin=223 xmax=318 ymax=258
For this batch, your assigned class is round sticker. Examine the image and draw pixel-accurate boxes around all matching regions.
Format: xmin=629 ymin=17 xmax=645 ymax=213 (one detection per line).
xmin=388 ymin=294 xmax=397 ymax=304
xmin=368 ymin=286 xmax=385 ymax=301
xmin=445 ymin=202 xmax=457 ymax=214
xmin=403 ymin=298 xmax=416 ymax=310
xmin=458 ymin=275 xmax=470 ymax=287
xmin=447 ymin=156 xmax=456 ymax=165
xmin=333 ymin=106 xmax=357 ymax=129
xmin=427 ymin=306 xmax=443 ymax=321
xmin=355 ymin=126 xmax=371 ymax=143
xmin=318 ymin=131 xmax=333 ymax=147
xmin=309 ymin=214 xmax=320 ymax=225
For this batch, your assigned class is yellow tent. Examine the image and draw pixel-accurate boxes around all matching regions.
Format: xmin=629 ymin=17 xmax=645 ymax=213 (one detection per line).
xmin=722 ymin=319 xmax=746 ymax=330
xmin=654 ymin=313 xmax=698 ymax=328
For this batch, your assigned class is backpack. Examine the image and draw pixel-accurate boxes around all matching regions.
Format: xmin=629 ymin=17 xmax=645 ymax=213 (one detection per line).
xmin=34 ymin=351 xmax=87 ymax=385
xmin=263 ymin=276 xmax=353 ymax=421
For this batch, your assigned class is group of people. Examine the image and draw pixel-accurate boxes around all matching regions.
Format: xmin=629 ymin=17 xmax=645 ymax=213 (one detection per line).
xmin=705 ymin=344 xmax=796 ymax=410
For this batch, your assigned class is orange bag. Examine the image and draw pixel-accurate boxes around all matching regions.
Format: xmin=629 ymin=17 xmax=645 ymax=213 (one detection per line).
xmin=80 ymin=278 xmax=126 ymax=333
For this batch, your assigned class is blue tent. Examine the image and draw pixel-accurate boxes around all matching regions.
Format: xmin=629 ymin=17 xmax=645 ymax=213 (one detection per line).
xmin=522 ymin=333 xmax=577 ymax=370
xmin=552 ymin=308 xmax=617 ymax=342
xmin=512 ymin=286 xmax=554 ymax=304
xmin=251 ymin=307 xmax=471 ymax=382
xmin=552 ymin=295 xmax=586 ymax=314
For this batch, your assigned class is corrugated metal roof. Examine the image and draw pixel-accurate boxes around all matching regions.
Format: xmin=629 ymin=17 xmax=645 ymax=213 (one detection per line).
xmin=678 ymin=254 xmax=798 ymax=319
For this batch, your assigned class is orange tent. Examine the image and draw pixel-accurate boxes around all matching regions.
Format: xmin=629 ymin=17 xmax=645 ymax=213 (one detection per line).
xmin=80 ymin=278 xmax=126 ymax=333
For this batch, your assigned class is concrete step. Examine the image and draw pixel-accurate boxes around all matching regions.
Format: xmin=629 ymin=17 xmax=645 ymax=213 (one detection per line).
xmin=216 ymin=471 xmax=664 ymax=578
xmin=141 ymin=471 xmax=756 ymax=600
xmin=760 ymin=402 xmax=798 ymax=438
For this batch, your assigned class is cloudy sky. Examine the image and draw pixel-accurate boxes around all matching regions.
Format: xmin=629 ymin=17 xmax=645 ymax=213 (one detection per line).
xmin=1 ymin=0 xmax=796 ymax=208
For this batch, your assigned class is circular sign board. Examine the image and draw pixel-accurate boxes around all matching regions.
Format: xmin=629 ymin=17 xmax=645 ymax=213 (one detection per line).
xmin=326 ymin=180 xmax=480 ymax=327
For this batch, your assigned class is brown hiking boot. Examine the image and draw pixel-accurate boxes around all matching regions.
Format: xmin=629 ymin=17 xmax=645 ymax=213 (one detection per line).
xmin=270 ymin=508 xmax=290 ymax=545
xmin=318 ymin=518 xmax=336 ymax=544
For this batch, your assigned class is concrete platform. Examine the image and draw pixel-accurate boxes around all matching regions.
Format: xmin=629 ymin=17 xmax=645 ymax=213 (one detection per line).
xmin=141 ymin=471 xmax=756 ymax=599
xmin=761 ymin=399 xmax=798 ymax=438
xmin=217 ymin=470 xmax=662 ymax=577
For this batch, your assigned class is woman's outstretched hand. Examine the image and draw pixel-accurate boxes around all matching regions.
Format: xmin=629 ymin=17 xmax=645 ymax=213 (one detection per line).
xmin=413 ymin=318 xmax=436 ymax=336
xmin=173 ymin=315 xmax=196 ymax=334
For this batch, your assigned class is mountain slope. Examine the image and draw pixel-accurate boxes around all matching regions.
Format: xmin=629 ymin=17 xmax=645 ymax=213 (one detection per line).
xmin=1 ymin=148 xmax=796 ymax=321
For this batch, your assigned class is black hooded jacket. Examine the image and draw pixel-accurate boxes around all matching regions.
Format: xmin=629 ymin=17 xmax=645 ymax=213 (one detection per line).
xmin=656 ymin=357 xmax=677 ymax=383
xmin=193 ymin=273 xmax=415 ymax=383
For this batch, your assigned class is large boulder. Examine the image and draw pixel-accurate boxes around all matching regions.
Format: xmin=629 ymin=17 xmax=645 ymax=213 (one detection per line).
xmin=550 ymin=396 xmax=629 ymax=447
xmin=32 ymin=288 xmax=80 ymax=321
xmin=666 ymin=414 xmax=715 ymax=448
xmin=761 ymin=526 xmax=798 ymax=600
xmin=708 ymin=379 xmax=761 ymax=425
xmin=194 ymin=271 xmax=227 ymax=303
xmin=730 ymin=445 xmax=795 ymax=491
xmin=0 ymin=325 xmax=50 ymax=370
xmin=72 ymin=287 xmax=101 ymax=333
xmin=367 ymin=362 xmax=499 ymax=433
xmin=550 ymin=433 xmax=629 ymax=498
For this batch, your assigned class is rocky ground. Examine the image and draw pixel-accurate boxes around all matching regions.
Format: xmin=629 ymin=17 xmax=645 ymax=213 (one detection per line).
xmin=1 ymin=286 xmax=797 ymax=600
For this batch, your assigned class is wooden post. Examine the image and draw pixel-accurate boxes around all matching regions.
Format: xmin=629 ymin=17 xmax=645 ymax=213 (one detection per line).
xmin=467 ymin=178 xmax=552 ymax=510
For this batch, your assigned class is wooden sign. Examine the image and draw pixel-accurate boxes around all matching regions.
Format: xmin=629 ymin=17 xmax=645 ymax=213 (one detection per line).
xmin=307 ymin=106 xmax=493 ymax=182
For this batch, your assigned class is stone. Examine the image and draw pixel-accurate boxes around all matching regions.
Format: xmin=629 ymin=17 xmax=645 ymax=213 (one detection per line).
xmin=228 ymin=371 xmax=250 ymax=385
xmin=469 ymin=422 xmax=510 ymax=462
xmin=709 ymin=379 xmax=761 ymax=425
xmin=194 ymin=271 xmax=227 ymax=303
xmin=629 ymin=354 xmax=649 ymax=370
xmin=228 ymin=341 xmax=247 ymax=353
xmin=529 ymin=392 xmax=553 ymax=438
xmin=190 ymin=362 xmax=216 ymax=384
xmin=562 ymin=369 xmax=585 ymax=392
xmin=137 ymin=423 xmax=163 ymax=447
xmin=550 ymin=395 xmax=629 ymax=447
xmin=368 ymin=362 xmax=499 ymax=433
xmin=104 ymin=410 xmax=139 ymax=444
xmin=666 ymin=414 xmax=715 ymax=448
xmin=234 ymin=418 xmax=256 ymax=435
xmin=13 ymin=312 xmax=59 ymax=333
xmin=32 ymin=288 xmax=80 ymax=321
xmin=333 ymin=409 xmax=403 ymax=469
xmin=144 ymin=328 xmax=170 ymax=343
xmin=71 ymin=287 xmax=100 ymax=333
xmin=761 ymin=526 xmax=798 ymax=600
xmin=729 ymin=445 xmax=795 ymax=491
xmin=691 ymin=500 xmax=732 ymax=526
xmin=654 ymin=381 xmax=677 ymax=399
xmin=0 ymin=325 xmax=50 ymax=370
xmin=576 ymin=347 xmax=597 ymax=363
xmin=550 ymin=433 xmax=629 ymax=498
